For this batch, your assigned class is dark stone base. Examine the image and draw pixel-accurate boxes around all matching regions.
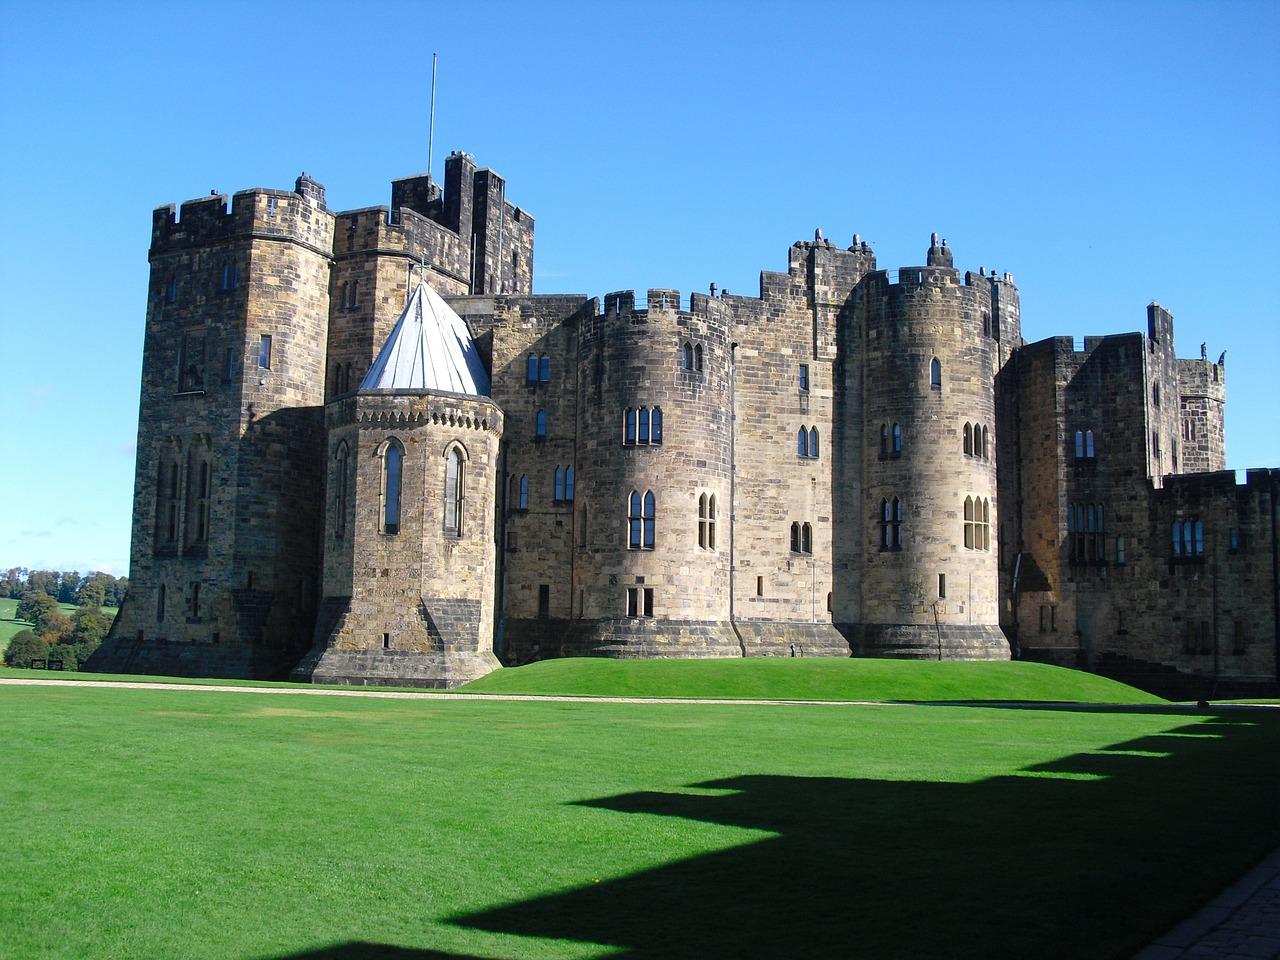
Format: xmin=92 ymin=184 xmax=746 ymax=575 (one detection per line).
xmin=289 ymin=646 xmax=501 ymax=689
xmin=84 ymin=634 xmax=303 ymax=681
xmin=499 ymin=618 xmax=853 ymax=664
xmin=843 ymin=623 xmax=1013 ymax=661
xmin=733 ymin=621 xmax=852 ymax=658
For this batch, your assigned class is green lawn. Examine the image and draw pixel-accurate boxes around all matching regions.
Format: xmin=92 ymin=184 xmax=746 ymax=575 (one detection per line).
xmin=0 ymin=680 xmax=1275 ymax=959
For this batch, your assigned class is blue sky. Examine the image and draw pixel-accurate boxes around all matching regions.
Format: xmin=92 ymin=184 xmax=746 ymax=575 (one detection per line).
xmin=1 ymin=0 xmax=1276 ymax=577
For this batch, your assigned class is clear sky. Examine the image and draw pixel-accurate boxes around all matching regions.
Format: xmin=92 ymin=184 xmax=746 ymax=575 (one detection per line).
xmin=1 ymin=0 xmax=1276 ymax=578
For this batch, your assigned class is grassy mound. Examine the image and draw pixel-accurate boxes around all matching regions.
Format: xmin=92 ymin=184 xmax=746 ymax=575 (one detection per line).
xmin=460 ymin=657 xmax=1165 ymax=703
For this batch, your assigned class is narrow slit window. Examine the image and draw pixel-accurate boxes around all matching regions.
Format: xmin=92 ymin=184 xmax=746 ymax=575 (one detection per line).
xmin=383 ymin=441 xmax=403 ymax=535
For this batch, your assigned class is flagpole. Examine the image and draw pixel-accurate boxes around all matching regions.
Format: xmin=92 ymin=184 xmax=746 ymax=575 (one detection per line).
xmin=428 ymin=53 xmax=438 ymax=181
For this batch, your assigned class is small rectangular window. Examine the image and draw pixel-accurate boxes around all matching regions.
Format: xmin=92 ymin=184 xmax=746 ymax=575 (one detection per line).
xmin=1050 ymin=605 xmax=1058 ymax=632
xmin=538 ymin=585 xmax=550 ymax=618
xmin=938 ymin=574 xmax=946 ymax=599
xmin=756 ymin=576 xmax=764 ymax=597
xmin=258 ymin=334 xmax=272 ymax=369
xmin=798 ymin=363 xmax=810 ymax=392
xmin=383 ymin=633 xmax=390 ymax=649
xmin=1115 ymin=535 xmax=1125 ymax=565
xmin=224 ymin=347 xmax=235 ymax=382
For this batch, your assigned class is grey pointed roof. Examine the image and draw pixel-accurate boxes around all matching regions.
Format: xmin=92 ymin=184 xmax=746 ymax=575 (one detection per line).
xmin=360 ymin=281 xmax=491 ymax=396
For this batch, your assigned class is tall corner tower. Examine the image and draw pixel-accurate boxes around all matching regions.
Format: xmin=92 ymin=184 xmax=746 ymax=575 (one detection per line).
xmin=99 ymin=177 xmax=335 ymax=678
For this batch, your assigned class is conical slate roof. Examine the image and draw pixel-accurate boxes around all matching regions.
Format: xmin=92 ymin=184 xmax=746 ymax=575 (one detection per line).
xmin=360 ymin=280 xmax=491 ymax=396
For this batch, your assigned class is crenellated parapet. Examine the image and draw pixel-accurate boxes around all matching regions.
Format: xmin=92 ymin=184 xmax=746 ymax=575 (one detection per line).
xmin=151 ymin=174 xmax=334 ymax=257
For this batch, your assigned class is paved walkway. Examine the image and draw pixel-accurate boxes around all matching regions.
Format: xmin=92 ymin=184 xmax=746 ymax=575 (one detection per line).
xmin=4 ymin=677 xmax=1277 ymax=958
xmin=1133 ymin=847 xmax=1280 ymax=960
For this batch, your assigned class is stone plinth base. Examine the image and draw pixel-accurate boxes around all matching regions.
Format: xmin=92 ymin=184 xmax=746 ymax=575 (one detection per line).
xmin=290 ymin=646 xmax=500 ymax=689
xmin=500 ymin=618 xmax=852 ymax=664
xmin=733 ymin=621 xmax=852 ymax=657
xmin=844 ymin=623 xmax=1012 ymax=661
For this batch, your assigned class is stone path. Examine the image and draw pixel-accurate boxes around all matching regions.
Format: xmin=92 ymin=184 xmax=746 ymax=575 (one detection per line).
xmin=4 ymin=677 xmax=1277 ymax=958
xmin=1133 ymin=847 xmax=1280 ymax=960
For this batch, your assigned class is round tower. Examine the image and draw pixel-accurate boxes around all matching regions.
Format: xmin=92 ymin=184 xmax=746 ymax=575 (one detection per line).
xmin=853 ymin=236 xmax=1009 ymax=659
xmin=566 ymin=289 xmax=737 ymax=657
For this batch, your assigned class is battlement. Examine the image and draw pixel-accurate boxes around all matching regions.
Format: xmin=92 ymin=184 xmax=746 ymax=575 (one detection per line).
xmin=151 ymin=174 xmax=333 ymax=253
xmin=1177 ymin=356 xmax=1226 ymax=401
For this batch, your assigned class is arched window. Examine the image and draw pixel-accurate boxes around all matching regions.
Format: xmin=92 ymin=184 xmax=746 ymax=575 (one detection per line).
xmin=790 ymin=521 xmax=801 ymax=553
xmin=797 ymin=427 xmax=809 ymax=457
xmin=1194 ymin=520 xmax=1204 ymax=556
xmin=157 ymin=583 xmax=166 ymax=622
xmin=382 ymin=440 xmax=403 ymax=534
xmin=341 ymin=281 xmax=349 ymax=308
xmin=221 ymin=261 xmax=232 ymax=291
xmin=538 ymin=354 xmax=550 ymax=382
xmin=350 ymin=279 xmax=358 ymax=307
xmin=1085 ymin=429 xmax=1095 ymax=458
xmin=1075 ymin=430 xmax=1085 ymax=459
xmin=519 ymin=475 xmax=529 ymax=511
xmin=694 ymin=344 xmax=704 ymax=371
xmin=624 ymin=407 xmax=661 ymax=445
xmin=334 ymin=442 xmax=349 ymax=539
xmin=167 ymin=276 xmax=178 ymax=303
xmin=535 ymin=410 xmax=547 ymax=437
xmin=930 ymin=357 xmax=942 ymax=388
xmin=629 ymin=491 xmax=655 ymax=549
xmin=625 ymin=408 xmax=636 ymax=444
xmin=892 ymin=423 xmax=902 ymax=454
xmin=444 ymin=447 xmax=464 ymax=537
xmin=1171 ymin=520 xmax=1182 ymax=557
xmin=555 ymin=466 xmax=565 ymax=501
xmin=964 ymin=496 xmax=975 ymax=549
xmin=809 ymin=427 xmax=819 ymax=458
xmin=698 ymin=493 xmax=717 ymax=550
xmin=230 ymin=260 xmax=238 ymax=290
xmin=682 ymin=341 xmax=694 ymax=369
xmin=982 ymin=425 xmax=989 ymax=459
xmin=638 ymin=407 xmax=651 ymax=443
xmin=526 ymin=355 xmax=538 ymax=382
xmin=963 ymin=423 xmax=973 ymax=456
xmin=565 ymin=467 xmax=575 ymax=502
xmin=891 ymin=497 xmax=902 ymax=548
xmin=880 ymin=424 xmax=888 ymax=458
xmin=981 ymin=498 xmax=991 ymax=551
xmin=651 ymin=407 xmax=662 ymax=443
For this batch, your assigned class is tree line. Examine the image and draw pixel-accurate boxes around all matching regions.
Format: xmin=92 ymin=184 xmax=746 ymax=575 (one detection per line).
xmin=2 ymin=568 xmax=129 ymax=671
xmin=2 ymin=568 xmax=128 ymax=608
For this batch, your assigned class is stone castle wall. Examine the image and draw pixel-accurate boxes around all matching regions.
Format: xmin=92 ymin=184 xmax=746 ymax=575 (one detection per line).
xmin=97 ymin=156 xmax=1277 ymax=695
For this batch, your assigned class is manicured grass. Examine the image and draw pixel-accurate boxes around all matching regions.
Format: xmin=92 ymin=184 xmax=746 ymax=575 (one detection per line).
xmin=0 ymin=683 xmax=1275 ymax=959
xmin=461 ymin=656 xmax=1167 ymax=704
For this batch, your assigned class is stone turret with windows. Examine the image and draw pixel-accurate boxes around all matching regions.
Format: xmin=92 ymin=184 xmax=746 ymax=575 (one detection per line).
xmin=292 ymin=280 xmax=504 ymax=687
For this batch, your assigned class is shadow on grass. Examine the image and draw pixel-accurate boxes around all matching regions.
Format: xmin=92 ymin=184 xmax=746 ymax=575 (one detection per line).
xmin=260 ymin=709 xmax=1278 ymax=960
xmin=263 ymin=947 xmax=492 ymax=960
xmin=450 ymin=710 xmax=1278 ymax=960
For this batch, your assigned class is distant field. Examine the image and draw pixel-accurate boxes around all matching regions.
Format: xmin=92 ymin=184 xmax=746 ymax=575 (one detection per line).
xmin=0 ymin=678 xmax=1274 ymax=960
xmin=0 ymin=599 xmax=117 ymax=656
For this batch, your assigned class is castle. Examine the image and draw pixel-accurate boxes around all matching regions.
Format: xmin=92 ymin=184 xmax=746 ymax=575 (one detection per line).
xmin=92 ymin=151 xmax=1280 ymax=697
